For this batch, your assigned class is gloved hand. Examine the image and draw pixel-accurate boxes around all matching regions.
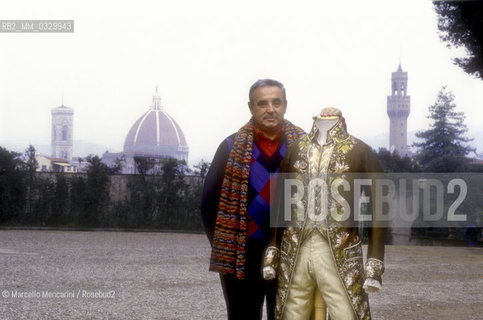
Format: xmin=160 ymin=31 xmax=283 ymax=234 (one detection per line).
xmin=363 ymin=258 xmax=384 ymax=294
xmin=262 ymin=246 xmax=280 ymax=281
xmin=263 ymin=266 xmax=277 ymax=280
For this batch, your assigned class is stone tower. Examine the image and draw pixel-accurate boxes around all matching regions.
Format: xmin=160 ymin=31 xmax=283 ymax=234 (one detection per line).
xmin=51 ymin=104 xmax=74 ymax=162
xmin=387 ymin=64 xmax=410 ymax=156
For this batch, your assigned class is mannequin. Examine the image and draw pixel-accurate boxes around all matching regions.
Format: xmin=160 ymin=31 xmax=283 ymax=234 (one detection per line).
xmin=263 ymin=108 xmax=385 ymax=320
xmin=313 ymin=116 xmax=342 ymax=320
xmin=315 ymin=116 xmax=338 ymax=146
xmin=261 ymin=116 xmax=338 ymax=279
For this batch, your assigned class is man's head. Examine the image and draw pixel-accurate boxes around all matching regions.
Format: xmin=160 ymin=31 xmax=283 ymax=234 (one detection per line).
xmin=248 ymin=79 xmax=287 ymax=138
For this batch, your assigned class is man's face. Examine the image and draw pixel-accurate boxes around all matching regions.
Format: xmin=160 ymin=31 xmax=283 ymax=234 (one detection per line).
xmin=249 ymin=85 xmax=287 ymax=135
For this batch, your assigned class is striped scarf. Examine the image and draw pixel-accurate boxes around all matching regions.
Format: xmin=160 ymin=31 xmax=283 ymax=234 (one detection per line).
xmin=209 ymin=118 xmax=305 ymax=279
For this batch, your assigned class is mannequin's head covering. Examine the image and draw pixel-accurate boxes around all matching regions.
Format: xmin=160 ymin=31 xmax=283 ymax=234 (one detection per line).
xmin=312 ymin=107 xmax=346 ymax=129
xmin=312 ymin=107 xmax=344 ymax=120
xmin=312 ymin=107 xmax=342 ymax=120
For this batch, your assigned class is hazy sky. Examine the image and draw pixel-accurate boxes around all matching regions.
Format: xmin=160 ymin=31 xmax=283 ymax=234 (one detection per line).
xmin=1 ymin=0 xmax=482 ymax=165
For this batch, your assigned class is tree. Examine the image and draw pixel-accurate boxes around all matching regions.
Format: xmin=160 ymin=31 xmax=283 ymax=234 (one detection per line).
xmin=182 ymin=160 xmax=211 ymax=230
xmin=127 ymin=157 xmax=160 ymax=227
xmin=434 ymin=1 xmax=483 ymax=79
xmin=194 ymin=160 xmax=209 ymax=179
xmin=375 ymin=148 xmax=420 ymax=173
xmin=158 ymin=158 xmax=188 ymax=228
xmin=70 ymin=175 xmax=87 ymax=226
xmin=32 ymin=176 xmax=55 ymax=226
xmin=82 ymin=155 xmax=113 ymax=226
xmin=0 ymin=147 xmax=26 ymax=224
xmin=110 ymin=154 xmax=126 ymax=174
xmin=134 ymin=156 xmax=156 ymax=179
xmin=413 ymin=86 xmax=474 ymax=172
xmin=49 ymin=173 xmax=70 ymax=226
xmin=23 ymin=145 xmax=38 ymax=218
xmin=23 ymin=145 xmax=38 ymax=173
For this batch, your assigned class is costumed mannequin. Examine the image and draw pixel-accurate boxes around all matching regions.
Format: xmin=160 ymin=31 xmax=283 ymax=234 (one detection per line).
xmin=262 ymin=109 xmax=385 ymax=320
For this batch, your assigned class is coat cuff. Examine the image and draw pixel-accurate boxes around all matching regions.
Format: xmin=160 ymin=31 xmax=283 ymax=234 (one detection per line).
xmin=262 ymin=246 xmax=280 ymax=275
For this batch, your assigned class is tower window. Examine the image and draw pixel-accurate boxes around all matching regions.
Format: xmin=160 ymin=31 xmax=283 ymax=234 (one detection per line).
xmin=62 ymin=126 xmax=68 ymax=141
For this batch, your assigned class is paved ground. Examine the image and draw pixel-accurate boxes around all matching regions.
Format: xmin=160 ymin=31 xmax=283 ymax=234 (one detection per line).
xmin=0 ymin=230 xmax=482 ymax=320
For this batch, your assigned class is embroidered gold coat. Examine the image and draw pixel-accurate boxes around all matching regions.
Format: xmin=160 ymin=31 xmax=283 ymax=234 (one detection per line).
xmin=270 ymin=117 xmax=385 ymax=320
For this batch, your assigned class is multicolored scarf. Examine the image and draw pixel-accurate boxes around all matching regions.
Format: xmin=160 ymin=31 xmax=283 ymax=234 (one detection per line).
xmin=209 ymin=118 xmax=305 ymax=279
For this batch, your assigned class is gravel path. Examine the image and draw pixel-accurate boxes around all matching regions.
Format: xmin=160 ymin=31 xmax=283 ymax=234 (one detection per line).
xmin=0 ymin=230 xmax=482 ymax=320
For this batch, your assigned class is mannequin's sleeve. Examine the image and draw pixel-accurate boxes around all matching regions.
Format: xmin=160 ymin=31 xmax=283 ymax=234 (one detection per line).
xmin=362 ymin=145 xmax=386 ymax=287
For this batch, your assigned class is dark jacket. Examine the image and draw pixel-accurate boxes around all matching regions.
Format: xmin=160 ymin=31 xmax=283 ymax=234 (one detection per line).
xmin=200 ymin=134 xmax=235 ymax=244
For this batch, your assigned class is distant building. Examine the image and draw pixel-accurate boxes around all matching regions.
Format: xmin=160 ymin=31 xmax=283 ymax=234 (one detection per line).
xmin=72 ymin=156 xmax=90 ymax=173
xmin=51 ymin=104 xmax=74 ymax=163
xmin=387 ymin=63 xmax=410 ymax=157
xmin=102 ymin=87 xmax=189 ymax=174
xmin=36 ymin=154 xmax=75 ymax=173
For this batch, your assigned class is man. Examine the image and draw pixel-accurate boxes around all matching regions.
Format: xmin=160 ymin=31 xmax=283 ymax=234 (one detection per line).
xmin=201 ymin=79 xmax=305 ymax=320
